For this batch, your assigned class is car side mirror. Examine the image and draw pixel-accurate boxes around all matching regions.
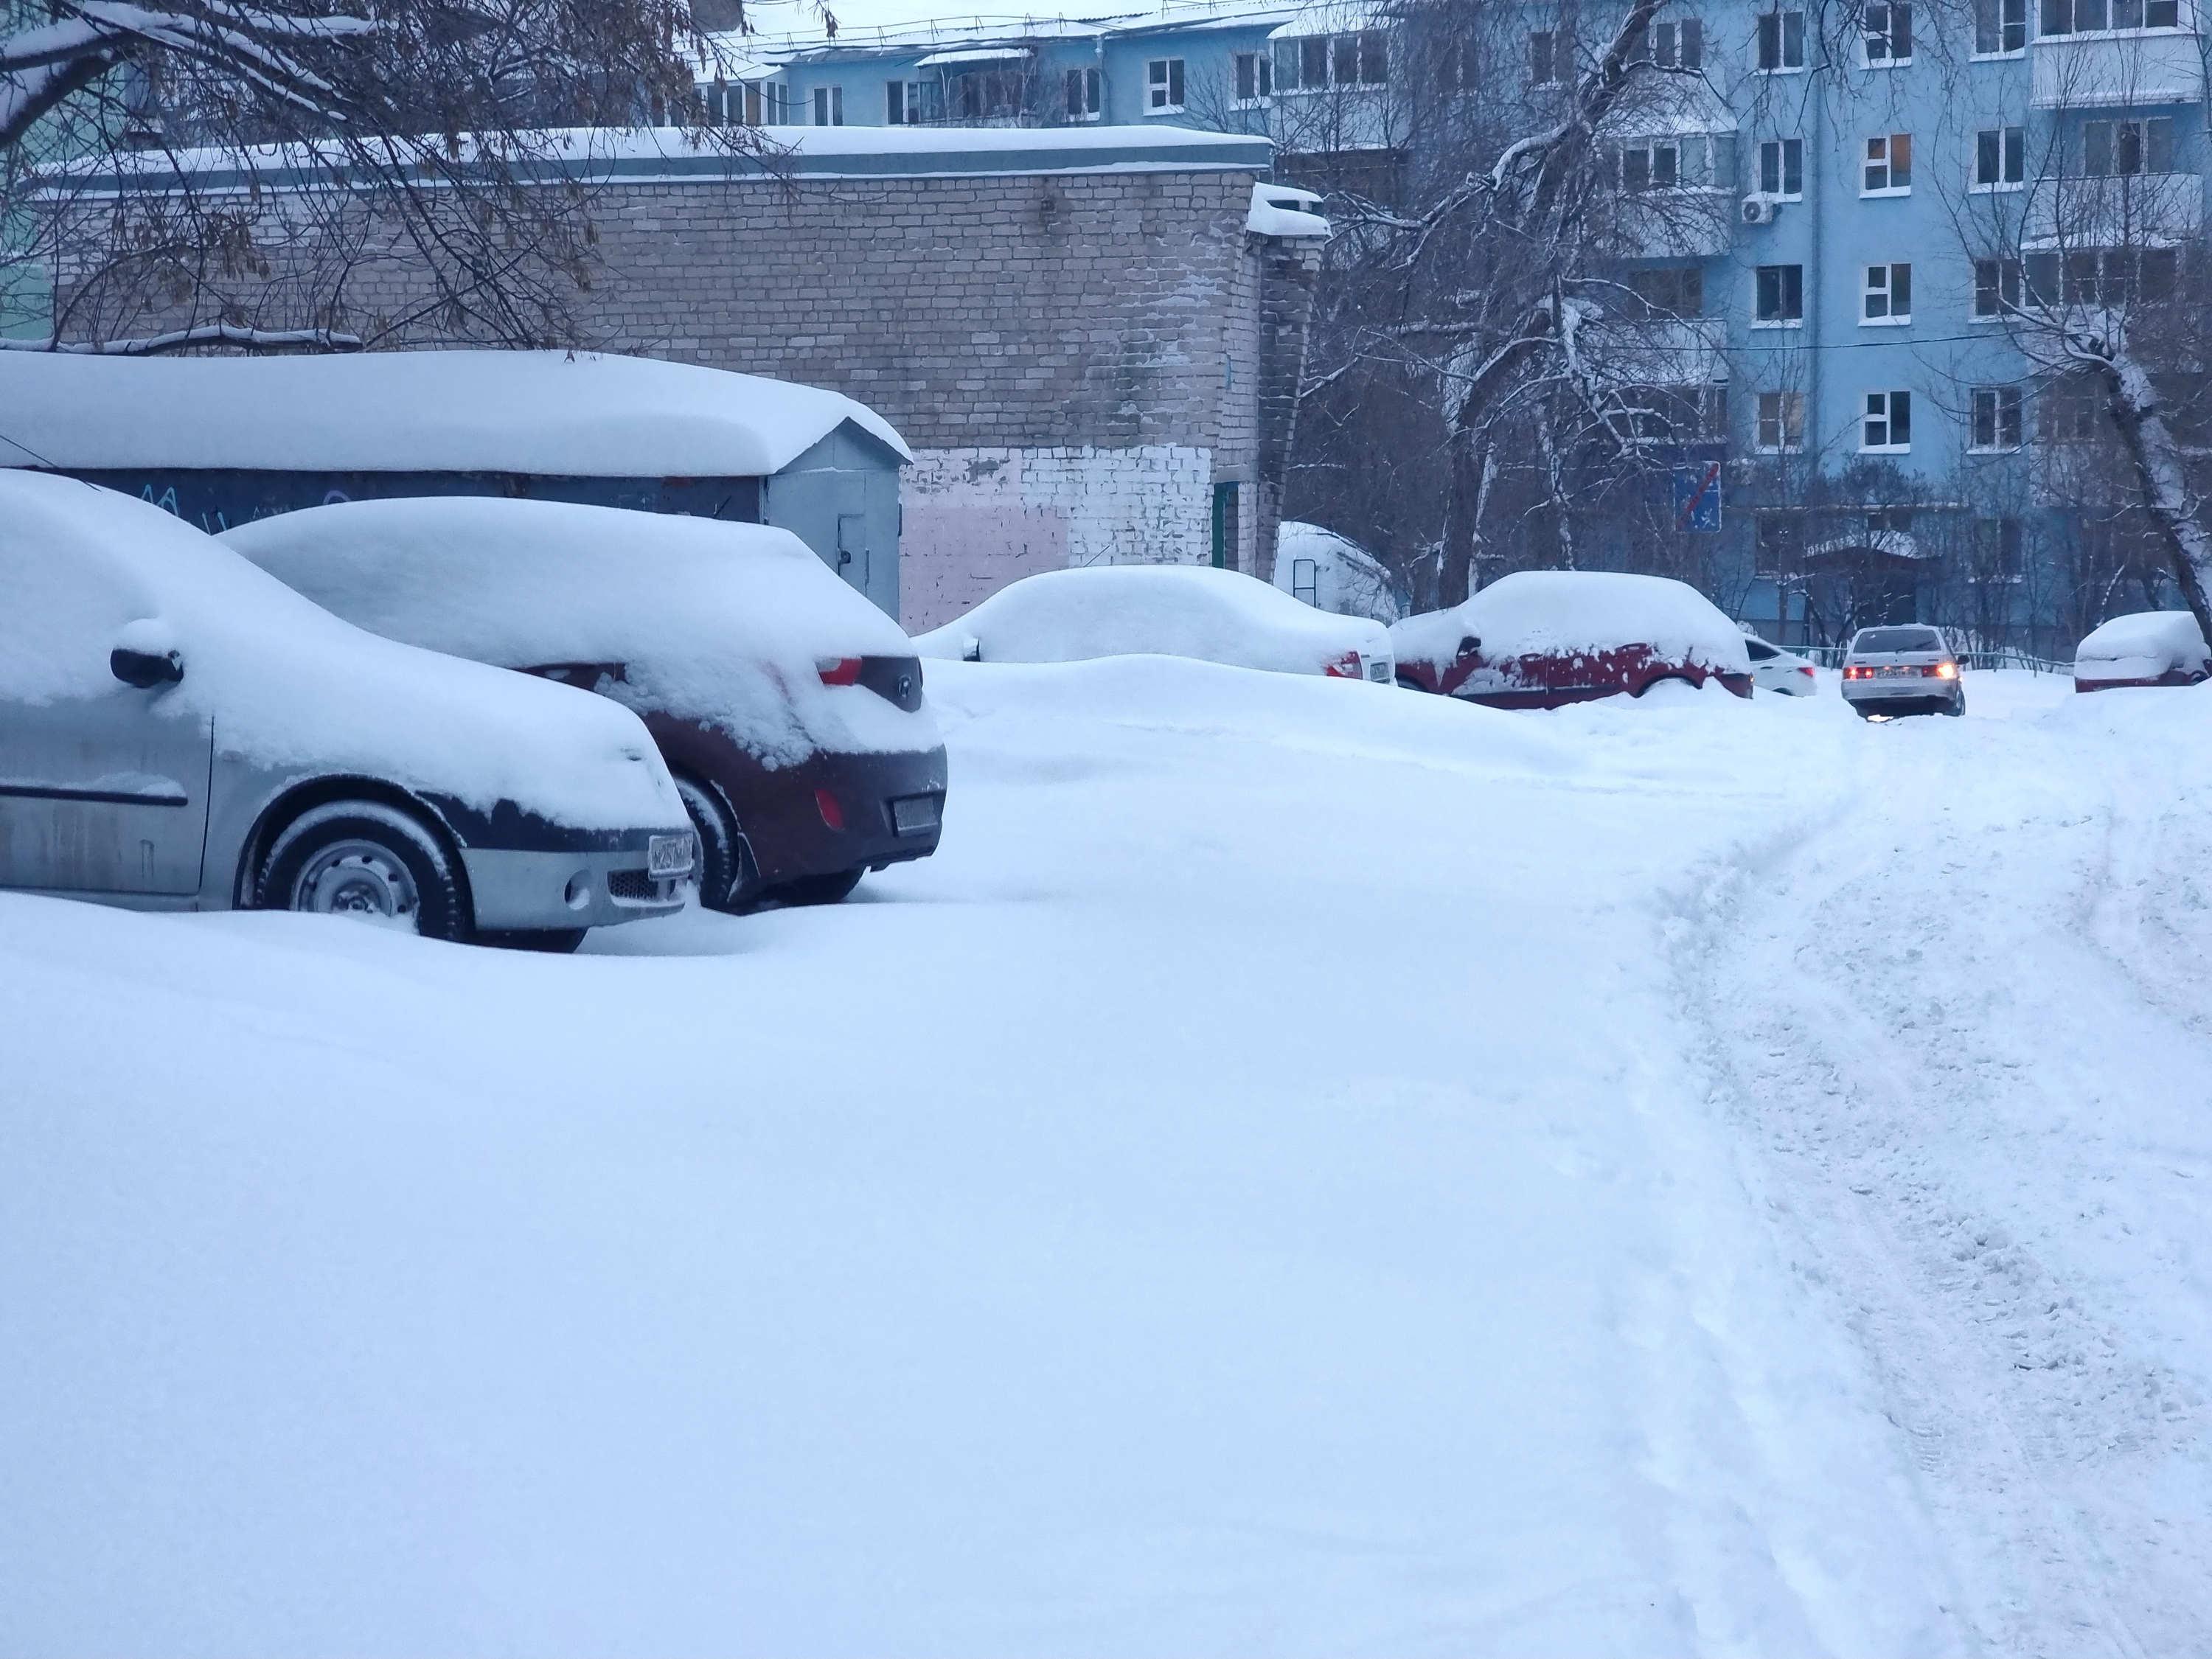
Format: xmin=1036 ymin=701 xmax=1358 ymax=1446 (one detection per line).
xmin=111 ymin=645 xmax=184 ymax=688
xmin=1458 ymin=635 xmax=1481 ymax=657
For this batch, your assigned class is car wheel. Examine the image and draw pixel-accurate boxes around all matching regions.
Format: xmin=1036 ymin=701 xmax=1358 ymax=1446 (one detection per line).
xmin=1945 ymin=692 xmax=1966 ymax=717
xmin=674 ymin=771 xmax=762 ymax=914
xmin=257 ymin=799 xmax=467 ymax=941
xmin=772 ymin=869 xmax=864 ymax=907
xmin=478 ymin=928 xmax=588 ymax=953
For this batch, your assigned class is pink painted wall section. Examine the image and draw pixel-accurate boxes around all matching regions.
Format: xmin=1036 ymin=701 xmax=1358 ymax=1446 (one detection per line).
xmin=899 ymin=444 xmax=1215 ymax=631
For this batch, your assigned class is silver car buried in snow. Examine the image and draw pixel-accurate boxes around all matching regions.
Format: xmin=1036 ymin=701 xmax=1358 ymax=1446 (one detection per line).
xmin=0 ymin=473 xmax=695 ymax=948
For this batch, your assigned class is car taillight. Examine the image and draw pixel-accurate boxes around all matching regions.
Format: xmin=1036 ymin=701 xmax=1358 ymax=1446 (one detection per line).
xmin=1324 ymin=650 xmax=1362 ymax=678
xmin=1799 ymin=664 xmax=1816 ymax=677
xmin=814 ymin=787 xmax=846 ymax=832
xmin=1930 ymin=661 xmax=1958 ymax=679
xmin=816 ymin=655 xmax=863 ymax=686
xmin=1843 ymin=664 xmax=1864 ymax=680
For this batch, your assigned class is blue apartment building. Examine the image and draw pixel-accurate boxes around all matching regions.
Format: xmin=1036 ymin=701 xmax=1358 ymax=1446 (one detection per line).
xmin=706 ymin=1 xmax=2199 ymax=645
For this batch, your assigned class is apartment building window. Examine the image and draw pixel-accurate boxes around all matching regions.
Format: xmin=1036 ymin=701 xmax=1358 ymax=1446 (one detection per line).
xmin=1627 ymin=265 xmax=1705 ymax=315
xmin=2041 ymin=377 xmax=2101 ymax=440
xmin=1622 ymin=133 xmax=1736 ymax=189
xmin=2028 ymin=246 xmax=2178 ymax=305
xmin=1754 ymin=512 xmax=1803 ymax=577
xmin=1864 ymin=1 xmax=1913 ymax=62
xmin=1436 ymin=40 xmax=1478 ymax=90
xmin=1276 ymin=29 xmax=1387 ymax=90
xmin=1530 ymin=27 xmax=1568 ymax=83
xmin=1063 ymin=66 xmax=1102 ymax=119
xmin=1971 ymin=386 xmax=2025 ymax=451
xmin=1992 ymin=515 xmax=2025 ymax=577
xmin=1977 ymin=0 xmax=2029 ymax=50
xmin=1232 ymin=51 xmax=1271 ymax=105
xmin=1975 ymin=125 xmax=2026 ymax=187
xmin=2041 ymin=0 xmax=2177 ymax=32
xmin=1757 ymin=390 xmax=1806 ymax=451
xmin=1633 ymin=17 xmax=1705 ymax=66
xmin=1147 ymin=58 xmax=1185 ymax=111
xmin=811 ymin=85 xmax=844 ymax=125
xmin=1863 ymin=262 xmax=1913 ymax=321
xmin=1759 ymin=136 xmax=1805 ymax=196
xmin=2084 ymin=116 xmax=2174 ymax=175
xmin=1974 ymin=257 xmax=2023 ymax=316
xmin=887 ymin=80 xmax=929 ymax=123
xmin=1623 ymin=383 xmax=1728 ymax=443
xmin=1863 ymin=389 xmax=1913 ymax=450
xmin=1757 ymin=9 xmax=1806 ymax=69
xmin=1863 ymin=132 xmax=1913 ymax=192
xmin=1756 ymin=262 xmax=1805 ymax=323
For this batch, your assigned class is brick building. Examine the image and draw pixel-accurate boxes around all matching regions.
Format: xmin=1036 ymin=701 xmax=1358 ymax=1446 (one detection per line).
xmin=63 ymin=126 xmax=1328 ymax=630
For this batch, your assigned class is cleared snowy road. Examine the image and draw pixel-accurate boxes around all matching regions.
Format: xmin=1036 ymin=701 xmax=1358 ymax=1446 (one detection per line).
xmin=2 ymin=662 xmax=2208 ymax=1657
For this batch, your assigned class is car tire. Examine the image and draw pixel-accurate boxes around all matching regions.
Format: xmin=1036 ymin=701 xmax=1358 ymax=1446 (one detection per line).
xmin=479 ymin=928 xmax=588 ymax=953
xmin=257 ymin=799 xmax=468 ymax=942
xmin=1946 ymin=692 xmax=1966 ymax=717
xmin=772 ymin=869 xmax=864 ymax=907
xmin=674 ymin=771 xmax=762 ymax=914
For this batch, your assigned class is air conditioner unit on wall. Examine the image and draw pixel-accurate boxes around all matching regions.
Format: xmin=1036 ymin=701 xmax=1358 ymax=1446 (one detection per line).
xmin=1741 ymin=195 xmax=1777 ymax=226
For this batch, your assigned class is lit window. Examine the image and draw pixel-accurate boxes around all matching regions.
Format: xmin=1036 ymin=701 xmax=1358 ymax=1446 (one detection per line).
xmin=1757 ymin=391 xmax=1806 ymax=452
xmin=1863 ymin=132 xmax=1913 ymax=192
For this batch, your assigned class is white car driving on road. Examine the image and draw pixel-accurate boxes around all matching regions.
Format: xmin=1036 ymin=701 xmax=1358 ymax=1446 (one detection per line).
xmin=1840 ymin=625 xmax=1965 ymax=719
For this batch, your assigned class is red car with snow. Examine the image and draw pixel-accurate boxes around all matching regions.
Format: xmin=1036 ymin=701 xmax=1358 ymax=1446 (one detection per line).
xmin=2073 ymin=611 xmax=2212 ymax=692
xmin=1389 ymin=571 xmax=1753 ymax=708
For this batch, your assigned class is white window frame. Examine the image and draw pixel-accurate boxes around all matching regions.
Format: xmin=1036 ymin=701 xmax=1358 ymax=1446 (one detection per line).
xmin=810 ymin=83 xmax=844 ymax=126
xmin=2082 ymin=115 xmax=2174 ymax=176
xmin=1973 ymin=125 xmax=2026 ymax=189
xmin=1759 ymin=136 xmax=1805 ymax=198
xmin=1863 ymin=0 xmax=1914 ymax=63
xmin=1146 ymin=57 xmax=1185 ymax=112
xmin=1863 ymin=132 xmax=1913 ymax=195
xmin=1064 ymin=65 xmax=1102 ymax=119
xmin=1863 ymin=389 xmax=1913 ymax=452
xmin=1972 ymin=257 xmax=2023 ymax=319
xmin=1976 ymin=0 xmax=2029 ymax=54
xmin=1862 ymin=261 xmax=1913 ymax=324
xmin=1757 ymin=8 xmax=1807 ymax=71
xmin=1756 ymin=390 xmax=1806 ymax=453
xmin=1971 ymin=386 xmax=2025 ymax=451
xmin=1231 ymin=50 xmax=1272 ymax=107
xmin=2039 ymin=0 xmax=2180 ymax=38
xmin=1753 ymin=262 xmax=1805 ymax=327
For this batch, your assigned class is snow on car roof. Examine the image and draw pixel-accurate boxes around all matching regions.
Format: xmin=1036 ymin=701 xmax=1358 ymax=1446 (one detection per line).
xmin=914 ymin=561 xmax=1389 ymax=673
xmin=0 ymin=471 xmax=678 ymax=832
xmin=220 ymin=496 xmax=933 ymax=765
xmin=0 ymin=349 xmax=909 ymax=477
xmin=1391 ymin=570 xmax=1750 ymax=675
xmin=2078 ymin=610 xmax=2208 ymax=663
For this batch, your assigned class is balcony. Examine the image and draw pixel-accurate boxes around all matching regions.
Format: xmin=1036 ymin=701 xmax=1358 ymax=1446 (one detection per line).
xmin=2022 ymin=170 xmax=2203 ymax=245
xmin=2031 ymin=31 xmax=2204 ymax=108
xmin=1587 ymin=316 xmax=1730 ymax=384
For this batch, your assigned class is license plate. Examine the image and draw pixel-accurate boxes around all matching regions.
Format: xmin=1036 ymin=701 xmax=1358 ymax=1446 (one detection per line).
xmin=647 ymin=832 xmax=695 ymax=877
xmin=1367 ymin=661 xmax=1390 ymax=683
xmin=891 ymin=794 xmax=940 ymax=836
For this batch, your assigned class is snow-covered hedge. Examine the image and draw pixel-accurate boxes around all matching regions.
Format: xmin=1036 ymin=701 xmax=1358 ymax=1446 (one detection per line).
xmin=913 ymin=563 xmax=1392 ymax=677
xmin=222 ymin=498 xmax=936 ymax=768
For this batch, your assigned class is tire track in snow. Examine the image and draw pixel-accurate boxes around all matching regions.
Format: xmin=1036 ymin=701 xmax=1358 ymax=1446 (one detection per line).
xmin=1670 ymin=705 xmax=2212 ymax=1658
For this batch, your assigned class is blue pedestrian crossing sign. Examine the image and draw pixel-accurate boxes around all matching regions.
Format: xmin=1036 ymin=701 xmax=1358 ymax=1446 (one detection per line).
xmin=1673 ymin=462 xmax=1723 ymax=533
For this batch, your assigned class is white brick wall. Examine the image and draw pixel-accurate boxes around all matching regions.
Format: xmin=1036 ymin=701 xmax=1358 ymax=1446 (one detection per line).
xmin=901 ymin=444 xmax=1212 ymax=631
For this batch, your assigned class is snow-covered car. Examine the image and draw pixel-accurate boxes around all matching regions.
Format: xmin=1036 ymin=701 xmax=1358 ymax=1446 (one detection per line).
xmin=1840 ymin=625 xmax=1965 ymax=718
xmin=0 ymin=473 xmax=694 ymax=947
xmin=223 ymin=498 xmax=947 ymax=912
xmin=1744 ymin=631 xmax=1820 ymax=696
xmin=2072 ymin=611 xmax=2212 ymax=692
xmin=1390 ymin=571 xmax=1753 ymax=708
xmin=914 ymin=564 xmax=1394 ymax=682
xmin=1272 ymin=521 xmax=1406 ymax=624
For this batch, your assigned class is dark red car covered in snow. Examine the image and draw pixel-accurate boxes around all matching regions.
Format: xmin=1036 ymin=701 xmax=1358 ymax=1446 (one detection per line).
xmin=1390 ymin=571 xmax=1753 ymax=709
xmin=2073 ymin=611 xmax=2212 ymax=692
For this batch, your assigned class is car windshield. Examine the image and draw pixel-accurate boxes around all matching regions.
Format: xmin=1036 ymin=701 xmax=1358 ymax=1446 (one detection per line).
xmin=1854 ymin=627 xmax=1941 ymax=654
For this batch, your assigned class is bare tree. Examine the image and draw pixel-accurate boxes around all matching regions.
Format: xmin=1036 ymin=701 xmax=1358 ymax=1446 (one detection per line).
xmin=2 ymin=0 xmax=732 ymax=353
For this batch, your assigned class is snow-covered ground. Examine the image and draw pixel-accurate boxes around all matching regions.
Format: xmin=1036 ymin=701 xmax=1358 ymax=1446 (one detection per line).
xmin=5 ymin=664 xmax=2210 ymax=1656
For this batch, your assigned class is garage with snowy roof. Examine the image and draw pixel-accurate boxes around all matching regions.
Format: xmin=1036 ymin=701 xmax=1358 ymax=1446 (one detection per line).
xmin=0 ymin=349 xmax=911 ymax=619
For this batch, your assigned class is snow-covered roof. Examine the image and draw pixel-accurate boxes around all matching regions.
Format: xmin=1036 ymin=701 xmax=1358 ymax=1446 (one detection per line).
xmin=914 ymin=44 xmax=1035 ymax=63
xmin=1248 ymin=181 xmax=1329 ymax=237
xmin=0 ymin=350 xmax=910 ymax=478
xmin=1268 ymin=2 xmax=1387 ymax=40
xmin=56 ymin=125 xmax=1273 ymax=192
xmin=734 ymin=0 xmax=1293 ymax=57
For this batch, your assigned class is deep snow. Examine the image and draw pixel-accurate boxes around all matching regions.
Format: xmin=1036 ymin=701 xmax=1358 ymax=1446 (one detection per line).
xmin=4 ymin=662 xmax=2209 ymax=1657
